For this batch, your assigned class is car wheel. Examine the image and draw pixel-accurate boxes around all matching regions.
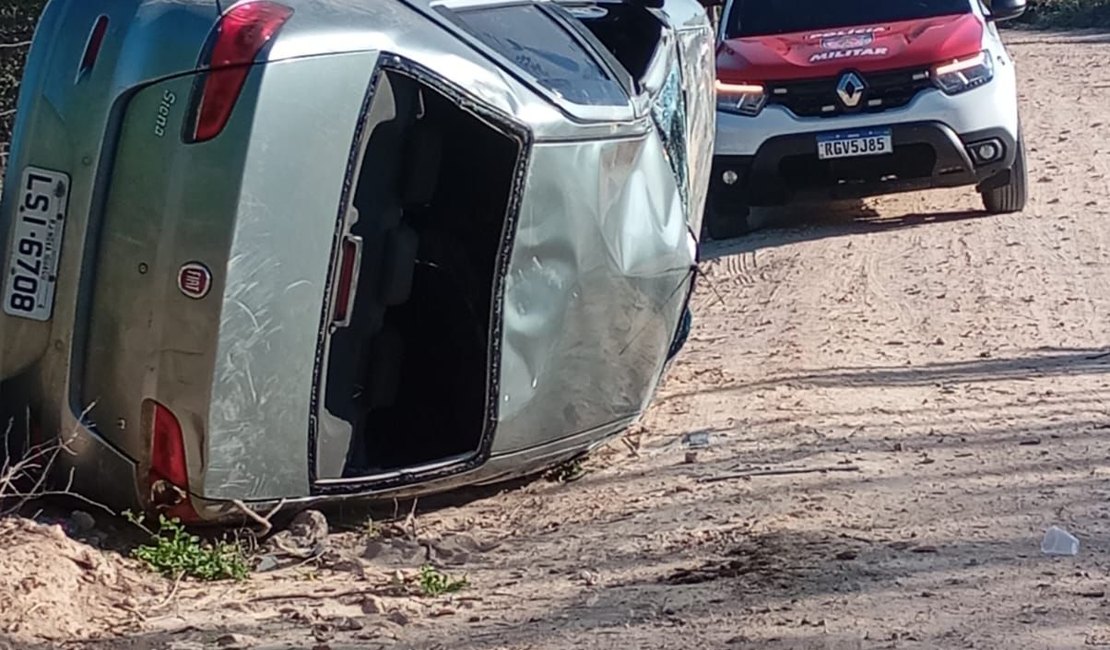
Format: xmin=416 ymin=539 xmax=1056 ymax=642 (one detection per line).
xmin=981 ymin=136 xmax=1028 ymax=214
xmin=704 ymin=202 xmax=752 ymax=241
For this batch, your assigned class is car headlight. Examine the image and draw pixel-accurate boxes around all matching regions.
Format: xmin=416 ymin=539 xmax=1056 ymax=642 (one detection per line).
xmin=932 ymin=50 xmax=994 ymax=95
xmin=715 ymin=80 xmax=766 ymax=116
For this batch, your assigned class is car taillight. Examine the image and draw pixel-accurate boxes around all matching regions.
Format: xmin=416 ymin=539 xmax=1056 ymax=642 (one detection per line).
xmin=188 ymin=1 xmax=293 ymax=142
xmin=78 ymin=15 xmax=110 ymax=79
xmin=149 ymin=401 xmax=188 ymax=488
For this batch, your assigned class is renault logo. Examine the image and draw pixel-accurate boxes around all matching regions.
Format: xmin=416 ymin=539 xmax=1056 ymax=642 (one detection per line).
xmin=837 ymin=72 xmax=866 ymax=108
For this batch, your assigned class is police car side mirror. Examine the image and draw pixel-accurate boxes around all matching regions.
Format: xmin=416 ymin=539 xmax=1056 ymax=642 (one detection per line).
xmin=990 ymin=0 xmax=1027 ymax=22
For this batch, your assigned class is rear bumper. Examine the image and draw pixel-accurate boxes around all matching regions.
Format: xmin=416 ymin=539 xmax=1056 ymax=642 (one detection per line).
xmin=709 ymin=122 xmax=1017 ymax=209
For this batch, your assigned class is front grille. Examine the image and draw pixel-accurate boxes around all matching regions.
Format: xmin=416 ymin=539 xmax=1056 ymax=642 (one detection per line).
xmin=768 ymin=67 xmax=934 ymax=118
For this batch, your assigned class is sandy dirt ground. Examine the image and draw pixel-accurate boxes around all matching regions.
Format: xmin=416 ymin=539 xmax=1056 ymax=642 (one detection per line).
xmin=4 ymin=30 xmax=1110 ymax=650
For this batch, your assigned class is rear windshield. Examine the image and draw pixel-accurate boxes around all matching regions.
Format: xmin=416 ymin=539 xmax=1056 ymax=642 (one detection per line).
xmin=724 ymin=0 xmax=972 ymax=38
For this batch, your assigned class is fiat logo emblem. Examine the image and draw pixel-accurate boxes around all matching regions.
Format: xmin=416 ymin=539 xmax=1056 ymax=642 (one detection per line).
xmin=178 ymin=262 xmax=212 ymax=300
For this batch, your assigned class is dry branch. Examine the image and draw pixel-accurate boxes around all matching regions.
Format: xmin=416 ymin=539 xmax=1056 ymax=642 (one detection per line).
xmin=231 ymin=498 xmax=287 ymax=537
xmin=249 ymin=585 xmax=397 ymax=604
xmin=698 ymin=465 xmax=861 ymax=484
xmin=0 ymin=404 xmax=156 ymax=535
xmin=0 ymin=422 xmax=74 ymax=516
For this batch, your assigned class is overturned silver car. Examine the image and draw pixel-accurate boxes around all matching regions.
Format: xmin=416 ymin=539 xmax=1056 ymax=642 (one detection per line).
xmin=0 ymin=0 xmax=714 ymax=523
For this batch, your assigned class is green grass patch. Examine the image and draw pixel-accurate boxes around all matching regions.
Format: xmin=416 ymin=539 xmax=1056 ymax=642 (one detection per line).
xmin=129 ymin=514 xmax=251 ymax=582
xmin=418 ymin=564 xmax=468 ymax=597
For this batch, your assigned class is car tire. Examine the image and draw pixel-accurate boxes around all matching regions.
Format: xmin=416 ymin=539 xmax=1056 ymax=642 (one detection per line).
xmin=704 ymin=203 xmax=752 ymax=241
xmin=981 ymin=136 xmax=1028 ymax=214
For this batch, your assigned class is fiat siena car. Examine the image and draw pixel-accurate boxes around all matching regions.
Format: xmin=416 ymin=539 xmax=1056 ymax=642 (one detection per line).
xmin=0 ymin=0 xmax=714 ymax=523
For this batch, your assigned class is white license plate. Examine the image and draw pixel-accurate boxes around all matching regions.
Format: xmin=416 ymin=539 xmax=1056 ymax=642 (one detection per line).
xmin=817 ymin=128 xmax=893 ymax=160
xmin=3 ymin=166 xmax=70 ymax=321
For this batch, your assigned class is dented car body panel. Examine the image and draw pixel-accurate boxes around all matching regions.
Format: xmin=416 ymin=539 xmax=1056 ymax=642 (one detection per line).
xmin=0 ymin=0 xmax=714 ymax=521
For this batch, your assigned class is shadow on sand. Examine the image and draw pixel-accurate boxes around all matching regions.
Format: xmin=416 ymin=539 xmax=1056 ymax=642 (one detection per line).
xmin=701 ymin=199 xmax=991 ymax=260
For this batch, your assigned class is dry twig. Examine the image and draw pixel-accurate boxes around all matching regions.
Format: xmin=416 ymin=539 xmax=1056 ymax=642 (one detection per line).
xmin=230 ymin=498 xmax=286 ymax=537
xmin=153 ymin=572 xmax=185 ymax=609
xmin=249 ymin=585 xmax=394 ymax=604
xmin=696 ymin=262 xmax=731 ymax=310
xmin=0 ymin=403 xmax=158 ymax=536
xmin=404 ymin=497 xmax=419 ymax=539
xmin=698 ymin=465 xmax=862 ymax=484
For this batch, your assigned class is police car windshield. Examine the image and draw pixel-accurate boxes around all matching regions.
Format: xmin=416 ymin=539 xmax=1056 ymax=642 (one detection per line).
xmin=725 ymin=0 xmax=972 ymax=38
